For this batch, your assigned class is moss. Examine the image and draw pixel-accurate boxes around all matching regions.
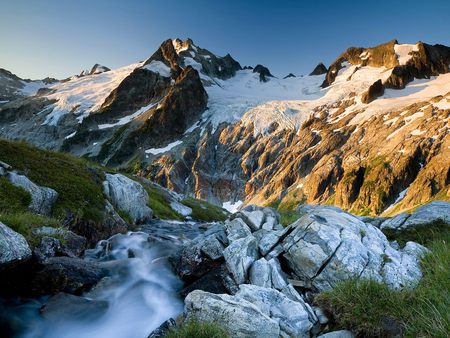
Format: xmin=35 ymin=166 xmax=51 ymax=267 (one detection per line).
xmin=316 ymin=222 xmax=450 ymax=338
xmin=181 ymin=198 xmax=228 ymax=222
xmin=165 ymin=320 xmax=229 ymax=338
xmin=278 ymin=209 xmax=302 ymax=226
xmin=0 ymin=177 xmax=31 ymax=214
xmin=144 ymin=185 xmax=184 ymax=221
xmin=0 ymin=139 xmax=106 ymax=223
xmin=117 ymin=209 xmax=133 ymax=224
xmin=0 ymin=212 xmax=59 ymax=246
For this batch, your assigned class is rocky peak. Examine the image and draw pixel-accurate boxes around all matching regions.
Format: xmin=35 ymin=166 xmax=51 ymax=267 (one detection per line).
xmin=90 ymin=64 xmax=110 ymax=75
xmin=253 ymin=64 xmax=274 ymax=82
xmin=309 ymin=62 xmax=327 ymax=76
xmin=283 ymin=73 xmax=296 ymax=79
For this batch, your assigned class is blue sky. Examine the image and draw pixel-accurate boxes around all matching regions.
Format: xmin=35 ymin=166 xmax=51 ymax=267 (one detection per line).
xmin=1 ymin=0 xmax=449 ymax=79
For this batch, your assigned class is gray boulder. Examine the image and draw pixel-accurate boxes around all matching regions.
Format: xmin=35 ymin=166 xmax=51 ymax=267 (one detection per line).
xmin=185 ymin=290 xmax=280 ymax=338
xmin=7 ymin=172 xmax=58 ymax=216
xmin=223 ymin=235 xmax=259 ymax=284
xmin=381 ymin=201 xmax=450 ymax=231
xmin=103 ymin=174 xmax=153 ymax=224
xmin=249 ymin=258 xmax=272 ymax=288
xmin=318 ymin=330 xmax=354 ymax=338
xmin=282 ymin=205 xmax=427 ymax=291
xmin=33 ymin=226 xmax=87 ymax=258
xmin=0 ymin=222 xmax=32 ymax=269
xmin=224 ymin=218 xmax=252 ymax=241
xmin=236 ymin=284 xmax=316 ymax=337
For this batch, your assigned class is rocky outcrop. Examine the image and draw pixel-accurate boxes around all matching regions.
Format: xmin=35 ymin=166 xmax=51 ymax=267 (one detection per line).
xmin=175 ymin=205 xmax=431 ymax=337
xmin=361 ymin=79 xmax=384 ymax=103
xmin=103 ymin=173 xmax=153 ymax=224
xmin=7 ymin=172 xmax=58 ymax=216
xmin=309 ymin=63 xmax=328 ymax=76
xmin=0 ymin=222 xmax=31 ymax=269
xmin=253 ymin=64 xmax=274 ymax=82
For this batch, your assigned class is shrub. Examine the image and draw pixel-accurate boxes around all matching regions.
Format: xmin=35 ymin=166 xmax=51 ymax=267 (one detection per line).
xmin=165 ymin=320 xmax=229 ymax=338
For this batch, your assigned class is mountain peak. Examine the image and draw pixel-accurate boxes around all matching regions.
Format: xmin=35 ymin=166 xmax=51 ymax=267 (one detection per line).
xmin=309 ymin=62 xmax=327 ymax=76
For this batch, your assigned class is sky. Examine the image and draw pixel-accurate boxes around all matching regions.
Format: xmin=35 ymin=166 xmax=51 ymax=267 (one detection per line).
xmin=1 ymin=0 xmax=449 ymax=80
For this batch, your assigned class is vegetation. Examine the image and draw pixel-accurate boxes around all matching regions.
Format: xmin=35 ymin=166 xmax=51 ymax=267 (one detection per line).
xmin=0 ymin=140 xmax=106 ymax=223
xmin=0 ymin=177 xmax=31 ymax=213
xmin=269 ymin=192 xmax=304 ymax=226
xmin=181 ymin=198 xmax=228 ymax=222
xmin=145 ymin=185 xmax=184 ymax=220
xmin=165 ymin=320 xmax=229 ymax=338
xmin=316 ymin=220 xmax=450 ymax=337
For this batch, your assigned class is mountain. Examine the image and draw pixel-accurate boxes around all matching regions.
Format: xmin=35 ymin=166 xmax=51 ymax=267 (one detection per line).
xmin=0 ymin=38 xmax=449 ymax=216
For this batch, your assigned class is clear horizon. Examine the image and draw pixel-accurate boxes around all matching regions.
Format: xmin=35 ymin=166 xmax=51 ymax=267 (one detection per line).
xmin=1 ymin=0 xmax=449 ymax=80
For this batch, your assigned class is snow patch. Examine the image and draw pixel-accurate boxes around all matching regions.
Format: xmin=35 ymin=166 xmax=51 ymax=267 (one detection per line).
xmin=145 ymin=140 xmax=183 ymax=155
xmin=222 ymin=200 xmax=243 ymax=213
xmin=143 ymin=61 xmax=171 ymax=77
xmin=394 ymin=44 xmax=419 ymax=66
xmin=98 ymin=101 xmax=160 ymax=129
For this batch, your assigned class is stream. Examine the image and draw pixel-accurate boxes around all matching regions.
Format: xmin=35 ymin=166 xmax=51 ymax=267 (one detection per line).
xmin=1 ymin=220 xmax=204 ymax=338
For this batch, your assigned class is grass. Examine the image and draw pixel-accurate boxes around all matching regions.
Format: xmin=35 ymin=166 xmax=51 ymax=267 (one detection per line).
xmin=0 ymin=177 xmax=31 ymax=213
xmin=316 ymin=220 xmax=450 ymax=337
xmin=145 ymin=185 xmax=184 ymax=221
xmin=165 ymin=320 xmax=229 ymax=338
xmin=278 ymin=209 xmax=302 ymax=226
xmin=0 ymin=139 xmax=106 ymax=223
xmin=181 ymin=198 xmax=228 ymax=222
xmin=0 ymin=212 xmax=59 ymax=246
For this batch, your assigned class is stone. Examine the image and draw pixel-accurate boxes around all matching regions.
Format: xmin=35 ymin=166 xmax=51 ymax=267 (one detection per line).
xmin=268 ymin=258 xmax=287 ymax=290
xmin=240 ymin=209 xmax=265 ymax=231
xmin=224 ymin=218 xmax=252 ymax=241
xmin=249 ymin=258 xmax=272 ymax=288
xmin=380 ymin=213 xmax=410 ymax=230
xmin=40 ymin=292 xmax=108 ymax=321
xmin=401 ymin=201 xmax=450 ymax=229
xmin=147 ymin=318 xmax=176 ymax=338
xmin=236 ymin=284 xmax=316 ymax=337
xmin=185 ymin=290 xmax=280 ymax=338
xmin=33 ymin=226 xmax=87 ymax=258
xmin=200 ymin=234 xmax=225 ymax=261
xmin=0 ymin=222 xmax=32 ymax=269
xmin=7 ymin=172 xmax=58 ymax=216
xmin=170 ymin=201 xmax=192 ymax=217
xmin=34 ymin=236 xmax=61 ymax=263
xmin=223 ymin=235 xmax=259 ymax=284
xmin=313 ymin=306 xmax=329 ymax=325
xmin=258 ymin=230 xmax=284 ymax=256
xmin=282 ymin=205 xmax=427 ymax=291
xmin=318 ymin=330 xmax=354 ymax=338
xmin=103 ymin=173 xmax=153 ymax=224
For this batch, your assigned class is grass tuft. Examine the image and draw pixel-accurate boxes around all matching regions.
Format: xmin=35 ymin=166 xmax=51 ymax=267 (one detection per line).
xmin=165 ymin=320 xmax=229 ymax=338
xmin=181 ymin=198 xmax=228 ymax=222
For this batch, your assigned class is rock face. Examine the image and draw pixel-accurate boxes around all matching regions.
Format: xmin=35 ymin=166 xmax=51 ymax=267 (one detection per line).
xmin=253 ymin=64 xmax=274 ymax=82
xmin=7 ymin=172 xmax=58 ymax=215
xmin=0 ymin=222 xmax=31 ymax=269
xmin=103 ymin=174 xmax=153 ymax=223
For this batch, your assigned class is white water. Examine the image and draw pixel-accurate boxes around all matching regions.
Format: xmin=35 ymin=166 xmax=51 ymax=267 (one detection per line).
xmin=4 ymin=220 xmax=203 ymax=338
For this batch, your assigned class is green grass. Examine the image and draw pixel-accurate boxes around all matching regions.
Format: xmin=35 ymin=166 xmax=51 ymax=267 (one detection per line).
xmin=0 ymin=177 xmax=31 ymax=214
xmin=316 ymin=221 xmax=450 ymax=337
xmin=165 ymin=320 xmax=229 ymax=338
xmin=0 ymin=139 xmax=106 ymax=223
xmin=181 ymin=198 xmax=228 ymax=222
xmin=145 ymin=185 xmax=184 ymax=221
xmin=0 ymin=212 xmax=59 ymax=246
xmin=278 ymin=209 xmax=302 ymax=226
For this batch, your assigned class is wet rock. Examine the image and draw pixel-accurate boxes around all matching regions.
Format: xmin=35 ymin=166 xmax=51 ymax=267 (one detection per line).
xmin=34 ymin=236 xmax=61 ymax=263
xmin=147 ymin=318 xmax=176 ymax=338
xmin=0 ymin=222 xmax=31 ymax=269
xmin=103 ymin=173 xmax=153 ymax=224
xmin=40 ymin=292 xmax=108 ymax=321
xmin=30 ymin=257 xmax=107 ymax=295
xmin=7 ymin=172 xmax=58 ymax=216
xmin=223 ymin=235 xmax=259 ymax=284
xmin=33 ymin=226 xmax=87 ymax=258
xmin=185 ymin=289 xmax=280 ymax=338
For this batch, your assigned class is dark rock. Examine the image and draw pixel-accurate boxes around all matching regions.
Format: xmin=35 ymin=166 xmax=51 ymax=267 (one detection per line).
xmin=243 ymin=65 xmax=254 ymax=70
xmin=253 ymin=64 xmax=274 ymax=82
xmin=283 ymin=73 xmax=296 ymax=79
xmin=309 ymin=63 xmax=328 ymax=76
xmin=40 ymin=292 xmax=108 ymax=321
xmin=147 ymin=318 xmax=176 ymax=338
xmin=0 ymin=222 xmax=32 ymax=270
xmin=361 ymin=79 xmax=385 ymax=103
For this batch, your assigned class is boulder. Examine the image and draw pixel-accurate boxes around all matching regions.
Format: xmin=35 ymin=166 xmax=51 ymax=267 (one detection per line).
xmin=103 ymin=173 xmax=153 ymax=224
xmin=0 ymin=222 xmax=31 ymax=269
xmin=147 ymin=318 xmax=176 ymax=338
xmin=7 ymin=172 xmax=58 ymax=216
xmin=223 ymin=235 xmax=259 ymax=284
xmin=281 ymin=205 xmax=427 ymax=291
xmin=249 ymin=258 xmax=272 ymax=288
xmin=185 ymin=290 xmax=280 ymax=338
xmin=236 ymin=284 xmax=316 ymax=337
xmin=40 ymin=292 xmax=108 ymax=321
xmin=224 ymin=218 xmax=252 ymax=241
xmin=381 ymin=201 xmax=450 ymax=231
xmin=318 ymin=330 xmax=354 ymax=338
xmin=33 ymin=226 xmax=87 ymax=258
